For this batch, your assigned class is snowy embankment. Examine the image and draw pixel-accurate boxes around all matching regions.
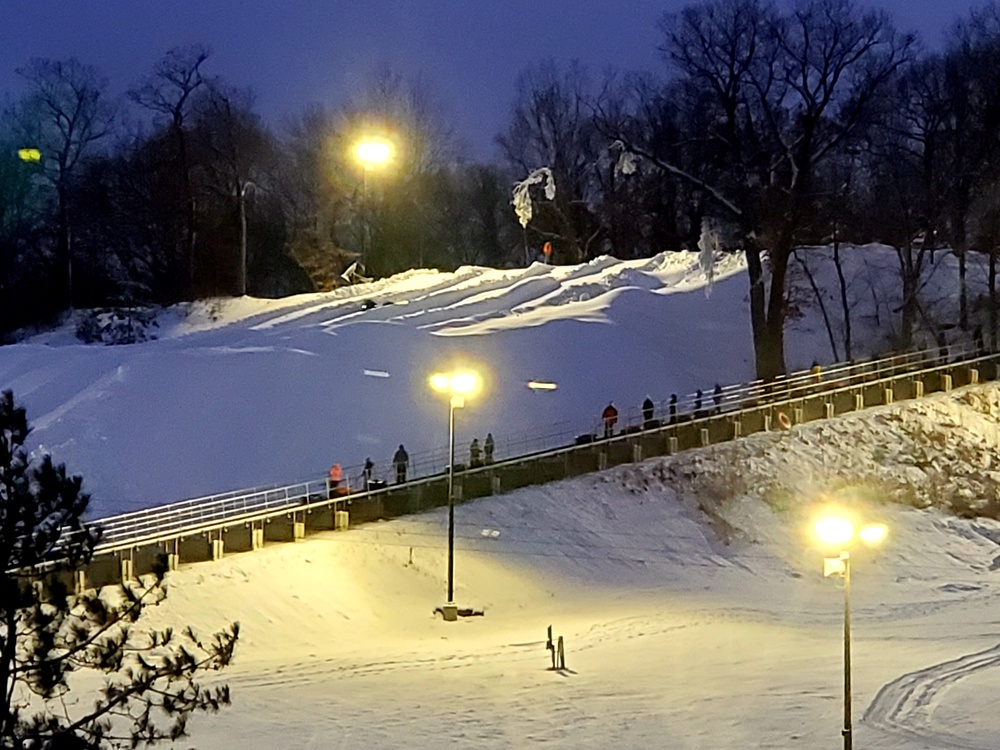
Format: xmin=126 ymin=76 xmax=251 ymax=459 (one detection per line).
xmin=0 ymin=245 xmax=985 ymax=519
xmin=146 ymin=381 xmax=1000 ymax=750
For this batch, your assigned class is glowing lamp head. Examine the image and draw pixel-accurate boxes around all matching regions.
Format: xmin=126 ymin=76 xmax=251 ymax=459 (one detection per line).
xmin=354 ymin=138 xmax=393 ymax=168
xmin=814 ymin=516 xmax=855 ymax=548
xmin=430 ymin=370 xmax=481 ymax=398
xmin=859 ymin=523 xmax=888 ymax=547
xmin=18 ymin=148 xmax=41 ymax=162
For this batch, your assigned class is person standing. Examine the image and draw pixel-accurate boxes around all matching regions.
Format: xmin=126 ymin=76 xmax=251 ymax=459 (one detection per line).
xmin=601 ymin=402 xmax=618 ymax=438
xmin=669 ymin=394 xmax=678 ymax=424
xmin=392 ymin=444 xmax=409 ymax=484
xmin=328 ymin=463 xmax=344 ymax=498
xmin=362 ymin=457 xmax=374 ymax=490
xmin=484 ymin=433 xmax=495 ymax=465
xmin=469 ymin=438 xmax=482 ymax=467
xmin=642 ymin=396 xmax=654 ymax=426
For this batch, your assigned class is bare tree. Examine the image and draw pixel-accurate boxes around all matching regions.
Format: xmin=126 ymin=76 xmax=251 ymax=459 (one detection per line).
xmin=498 ymin=60 xmax=603 ymax=263
xmin=129 ymin=45 xmax=210 ymax=298
xmin=13 ymin=57 xmax=114 ymax=309
xmin=610 ymin=0 xmax=912 ymax=379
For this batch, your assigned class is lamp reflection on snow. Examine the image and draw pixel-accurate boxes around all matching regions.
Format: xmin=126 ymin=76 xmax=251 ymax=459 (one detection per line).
xmin=812 ymin=509 xmax=888 ymax=750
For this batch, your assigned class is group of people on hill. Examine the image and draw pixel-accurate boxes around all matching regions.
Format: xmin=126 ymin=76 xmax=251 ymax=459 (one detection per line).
xmin=600 ymin=384 xmax=727 ymax=438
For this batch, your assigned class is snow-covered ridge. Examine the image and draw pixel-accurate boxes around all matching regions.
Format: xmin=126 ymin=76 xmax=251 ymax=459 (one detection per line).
xmin=0 ymin=247 xmax=988 ymax=517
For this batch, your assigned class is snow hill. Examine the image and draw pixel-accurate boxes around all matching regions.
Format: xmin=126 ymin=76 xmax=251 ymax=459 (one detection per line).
xmin=0 ymin=246 xmax=987 ymax=517
xmin=3 ymin=247 xmax=1000 ymax=748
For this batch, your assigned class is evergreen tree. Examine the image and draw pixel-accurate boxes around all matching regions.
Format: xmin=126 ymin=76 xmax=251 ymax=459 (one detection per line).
xmin=0 ymin=389 xmax=238 ymax=749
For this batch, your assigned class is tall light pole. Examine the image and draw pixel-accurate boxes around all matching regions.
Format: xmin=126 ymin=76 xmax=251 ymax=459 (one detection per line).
xmin=352 ymin=136 xmax=394 ymax=273
xmin=237 ymin=180 xmax=256 ymax=297
xmin=813 ymin=513 xmax=888 ymax=750
xmin=429 ymin=368 xmax=481 ymax=611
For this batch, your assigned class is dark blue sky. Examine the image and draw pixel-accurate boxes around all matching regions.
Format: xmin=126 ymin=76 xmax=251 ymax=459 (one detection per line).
xmin=1 ymin=0 xmax=983 ymax=160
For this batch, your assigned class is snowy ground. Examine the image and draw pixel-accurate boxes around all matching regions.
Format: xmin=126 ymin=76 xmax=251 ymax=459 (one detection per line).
xmin=148 ymin=390 xmax=1000 ymax=749
xmin=3 ymin=246 xmax=999 ymax=748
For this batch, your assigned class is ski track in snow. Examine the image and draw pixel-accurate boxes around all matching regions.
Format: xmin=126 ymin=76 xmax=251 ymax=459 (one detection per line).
xmin=864 ymin=644 xmax=1000 ymax=749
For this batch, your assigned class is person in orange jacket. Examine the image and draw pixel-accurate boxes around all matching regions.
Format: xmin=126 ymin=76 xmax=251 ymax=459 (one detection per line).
xmin=601 ymin=402 xmax=618 ymax=438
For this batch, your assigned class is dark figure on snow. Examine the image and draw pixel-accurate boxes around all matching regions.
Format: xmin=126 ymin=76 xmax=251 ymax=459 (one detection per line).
xmin=470 ymin=438 xmax=483 ymax=468
xmin=694 ymin=389 xmax=704 ymax=417
xmin=601 ymin=402 xmax=619 ymax=438
xmin=642 ymin=396 xmax=654 ymax=426
xmin=669 ymin=394 xmax=678 ymax=424
xmin=484 ymin=433 xmax=495 ymax=465
xmin=393 ymin=444 xmax=409 ymax=484
xmin=362 ymin=457 xmax=374 ymax=490
xmin=713 ymin=384 xmax=723 ymax=413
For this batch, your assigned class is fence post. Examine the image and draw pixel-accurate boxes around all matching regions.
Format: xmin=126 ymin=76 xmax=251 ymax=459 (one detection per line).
xmin=546 ymin=625 xmax=555 ymax=669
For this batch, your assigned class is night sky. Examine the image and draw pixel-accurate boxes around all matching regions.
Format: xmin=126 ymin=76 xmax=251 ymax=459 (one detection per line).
xmin=1 ymin=0 xmax=984 ymax=160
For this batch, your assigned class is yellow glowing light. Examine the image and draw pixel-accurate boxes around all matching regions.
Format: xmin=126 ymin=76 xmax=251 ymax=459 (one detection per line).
xmin=354 ymin=138 xmax=394 ymax=167
xmin=18 ymin=148 xmax=41 ymax=162
xmin=430 ymin=369 xmax=481 ymax=398
xmin=859 ymin=523 xmax=888 ymax=547
xmin=451 ymin=372 xmax=479 ymax=396
xmin=814 ymin=516 xmax=855 ymax=547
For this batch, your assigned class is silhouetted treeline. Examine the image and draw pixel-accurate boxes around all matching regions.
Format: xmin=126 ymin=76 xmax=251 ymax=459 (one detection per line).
xmin=5 ymin=1 xmax=1000 ymax=381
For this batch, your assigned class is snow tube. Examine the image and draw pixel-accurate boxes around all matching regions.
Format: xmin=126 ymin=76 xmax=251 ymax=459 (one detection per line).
xmin=776 ymin=411 xmax=792 ymax=430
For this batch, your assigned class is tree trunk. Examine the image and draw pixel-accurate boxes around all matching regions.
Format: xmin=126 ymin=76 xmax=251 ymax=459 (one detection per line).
xmin=57 ymin=180 xmax=72 ymax=309
xmin=990 ymin=248 xmax=997 ymax=350
xmin=744 ymin=241 xmax=768 ymax=378
xmin=834 ymin=241 xmax=852 ymax=361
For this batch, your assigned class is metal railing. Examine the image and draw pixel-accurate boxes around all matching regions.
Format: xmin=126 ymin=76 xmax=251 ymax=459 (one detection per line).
xmin=84 ymin=344 xmax=998 ymax=557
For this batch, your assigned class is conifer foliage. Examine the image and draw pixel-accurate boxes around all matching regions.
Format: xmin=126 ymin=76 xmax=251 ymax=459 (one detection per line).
xmin=0 ymin=389 xmax=238 ymax=749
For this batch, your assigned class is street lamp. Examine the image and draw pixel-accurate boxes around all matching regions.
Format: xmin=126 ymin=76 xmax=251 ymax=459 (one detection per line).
xmin=429 ymin=368 xmax=482 ymax=614
xmin=813 ymin=510 xmax=888 ymax=750
xmin=352 ymin=136 xmax=394 ymax=272
xmin=237 ymin=180 xmax=256 ymax=297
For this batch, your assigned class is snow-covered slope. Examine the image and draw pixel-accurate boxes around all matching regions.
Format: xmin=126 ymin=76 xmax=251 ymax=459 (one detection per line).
xmin=0 ymin=246 xmax=987 ymax=517
xmin=4 ymin=247 xmax=999 ymax=747
xmin=146 ymin=391 xmax=1000 ymax=750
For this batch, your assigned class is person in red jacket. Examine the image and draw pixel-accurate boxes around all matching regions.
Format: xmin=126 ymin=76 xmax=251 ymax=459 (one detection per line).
xmin=601 ymin=402 xmax=618 ymax=439
xmin=328 ymin=463 xmax=346 ymax=497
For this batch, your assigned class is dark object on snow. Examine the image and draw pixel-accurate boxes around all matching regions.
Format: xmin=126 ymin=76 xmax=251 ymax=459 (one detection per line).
xmin=360 ymin=299 xmax=376 ymax=310
xmin=642 ymin=396 xmax=654 ymax=426
xmin=484 ymin=433 xmax=495 ymax=464
xmin=575 ymin=433 xmax=595 ymax=445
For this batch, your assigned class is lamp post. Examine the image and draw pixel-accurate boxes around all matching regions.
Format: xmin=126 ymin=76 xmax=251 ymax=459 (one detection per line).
xmin=814 ymin=513 xmax=888 ymax=750
xmin=237 ymin=180 xmax=256 ymax=297
xmin=429 ymin=368 xmax=481 ymax=609
xmin=352 ymin=136 xmax=394 ymax=272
